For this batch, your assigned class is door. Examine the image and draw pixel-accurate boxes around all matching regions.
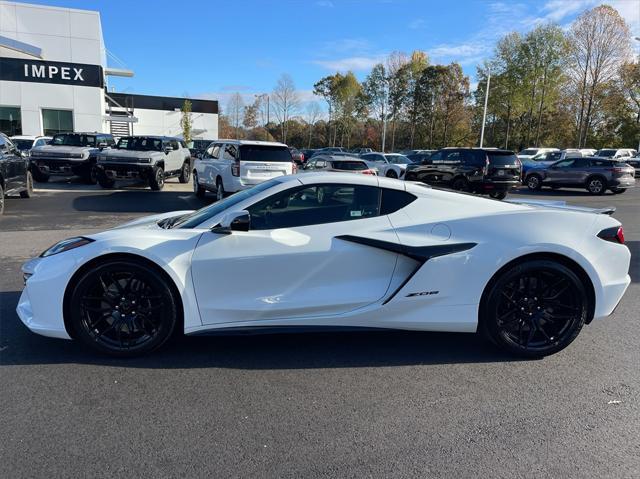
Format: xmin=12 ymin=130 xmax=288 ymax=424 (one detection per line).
xmin=168 ymin=139 xmax=183 ymax=171
xmin=201 ymin=143 xmax=222 ymax=188
xmin=545 ymin=158 xmax=575 ymax=185
xmin=191 ymin=183 xmax=400 ymax=324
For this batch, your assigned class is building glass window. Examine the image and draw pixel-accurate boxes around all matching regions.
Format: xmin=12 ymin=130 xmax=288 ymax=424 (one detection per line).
xmin=0 ymin=106 xmax=22 ymax=136
xmin=42 ymin=109 xmax=73 ymax=136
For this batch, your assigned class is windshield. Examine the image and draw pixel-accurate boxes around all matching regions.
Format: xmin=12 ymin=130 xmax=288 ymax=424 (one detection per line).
xmin=240 ymin=145 xmax=292 ymax=162
xmin=519 ymin=149 xmax=538 ymax=156
xmin=175 ymin=178 xmax=283 ymax=228
xmin=596 ymin=149 xmax=615 ymax=157
xmin=12 ymin=139 xmax=34 ymax=151
xmin=117 ymin=137 xmax=163 ymax=151
xmin=52 ymin=134 xmax=96 ymax=147
xmin=332 ymin=161 xmax=368 ymax=171
xmin=385 ymin=154 xmax=411 ymax=165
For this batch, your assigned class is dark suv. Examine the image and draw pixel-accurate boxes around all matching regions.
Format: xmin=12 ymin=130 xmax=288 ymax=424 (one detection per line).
xmin=0 ymin=133 xmax=33 ymax=215
xmin=524 ymin=157 xmax=636 ymax=195
xmin=403 ymin=148 xmax=521 ymax=199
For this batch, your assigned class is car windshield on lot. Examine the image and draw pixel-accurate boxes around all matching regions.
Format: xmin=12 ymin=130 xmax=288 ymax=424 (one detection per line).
xmin=385 ymin=154 xmax=411 ymax=164
xmin=332 ymin=160 xmax=368 ymax=170
xmin=488 ymin=151 xmax=519 ymax=165
xmin=12 ymin=139 xmax=34 ymax=151
xmin=240 ymin=145 xmax=292 ymax=162
xmin=51 ymin=133 xmax=96 ymax=147
xmin=596 ymin=149 xmax=616 ymax=157
xmin=174 ymin=178 xmax=284 ymax=228
xmin=519 ymin=149 xmax=538 ymax=156
xmin=117 ymin=137 xmax=163 ymax=151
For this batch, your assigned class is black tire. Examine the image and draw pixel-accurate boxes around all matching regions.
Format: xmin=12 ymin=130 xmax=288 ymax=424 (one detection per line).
xmin=386 ymin=170 xmax=398 ymax=179
xmin=481 ymin=259 xmax=589 ymax=358
xmin=68 ymin=259 xmax=178 ymax=357
xmin=489 ymin=191 xmax=507 ymax=200
xmin=97 ymin=170 xmax=116 ymax=189
xmin=149 ymin=166 xmax=165 ymax=191
xmin=611 ymin=187 xmax=626 ymax=195
xmin=82 ymin=164 xmax=98 ymax=185
xmin=178 ymin=161 xmax=191 ymax=183
xmin=193 ymin=171 xmax=206 ymax=198
xmin=586 ymin=176 xmax=606 ymax=195
xmin=451 ymin=177 xmax=469 ymax=192
xmin=0 ymin=183 xmax=4 ymax=215
xmin=215 ymin=177 xmax=225 ymax=201
xmin=526 ymin=174 xmax=542 ymax=191
xmin=32 ymin=167 xmax=50 ymax=183
xmin=20 ymin=171 xmax=34 ymax=198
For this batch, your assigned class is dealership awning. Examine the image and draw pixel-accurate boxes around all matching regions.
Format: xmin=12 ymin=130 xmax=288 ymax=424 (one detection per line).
xmin=0 ymin=35 xmax=43 ymax=59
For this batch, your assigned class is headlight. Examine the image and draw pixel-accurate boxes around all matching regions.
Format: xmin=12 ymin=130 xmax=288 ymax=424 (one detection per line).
xmin=40 ymin=237 xmax=94 ymax=257
xmin=138 ymin=158 xmax=152 ymax=163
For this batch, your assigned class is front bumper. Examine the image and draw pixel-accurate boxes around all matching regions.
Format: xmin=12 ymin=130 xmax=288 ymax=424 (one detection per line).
xmin=17 ymin=285 xmax=71 ymax=339
xmin=32 ymin=158 xmax=90 ymax=175
xmin=98 ymin=163 xmax=154 ymax=180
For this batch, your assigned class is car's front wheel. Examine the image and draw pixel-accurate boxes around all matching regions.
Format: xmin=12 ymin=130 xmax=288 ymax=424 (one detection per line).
xmin=178 ymin=161 xmax=191 ymax=183
xmin=82 ymin=164 xmax=98 ymax=185
xmin=481 ymin=259 xmax=589 ymax=358
xmin=193 ymin=171 xmax=206 ymax=198
xmin=386 ymin=170 xmax=398 ymax=179
xmin=97 ymin=170 xmax=116 ymax=189
xmin=526 ymin=174 xmax=542 ymax=190
xmin=68 ymin=259 xmax=178 ymax=357
xmin=20 ymin=171 xmax=34 ymax=198
xmin=32 ymin=168 xmax=50 ymax=183
xmin=586 ymin=176 xmax=606 ymax=195
xmin=149 ymin=166 xmax=165 ymax=191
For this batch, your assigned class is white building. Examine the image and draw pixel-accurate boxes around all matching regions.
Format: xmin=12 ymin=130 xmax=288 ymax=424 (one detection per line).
xmin=0 ymin=1 xmax=218 ymax=139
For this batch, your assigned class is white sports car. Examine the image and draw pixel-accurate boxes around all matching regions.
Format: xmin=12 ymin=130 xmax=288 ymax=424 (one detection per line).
xmin=17 ymin=173 xmax=630 ymax=357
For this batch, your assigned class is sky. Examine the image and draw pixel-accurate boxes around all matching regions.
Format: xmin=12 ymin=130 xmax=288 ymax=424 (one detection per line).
xmin=17 ymin=0 xmax=640 ymax=112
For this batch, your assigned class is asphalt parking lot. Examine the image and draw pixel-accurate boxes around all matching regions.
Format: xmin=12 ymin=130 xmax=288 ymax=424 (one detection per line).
xmin=1 ymin=178 xmax=639 ymax=478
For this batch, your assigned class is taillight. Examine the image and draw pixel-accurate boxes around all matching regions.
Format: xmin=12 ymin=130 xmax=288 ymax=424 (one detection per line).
xmin=598 ymin=226 xmax=625 ymax=244
xmin=231 ymin=161 xmax=240 ymax=177
xmin=292 ymin=162 xmax=298 ymax=174
xmin=361 ymin=169 xmax=376 ymax=175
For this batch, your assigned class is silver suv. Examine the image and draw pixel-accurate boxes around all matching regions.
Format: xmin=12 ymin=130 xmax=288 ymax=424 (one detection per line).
xmin=525 ymin=157 xmax=636 ymax=195
xmin=29 ymin=132 xmax=115 ymax=184
xmin=97 ymin=136 xmax=191 ymax=190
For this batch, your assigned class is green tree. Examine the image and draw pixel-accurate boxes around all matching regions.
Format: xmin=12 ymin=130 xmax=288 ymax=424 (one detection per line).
xmin=180 ymin=99 xmax=192 ymax=144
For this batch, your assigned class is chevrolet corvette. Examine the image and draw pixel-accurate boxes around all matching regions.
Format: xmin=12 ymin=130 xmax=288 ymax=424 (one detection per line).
xmin=17 ymin=173 xmax=630 ymax=357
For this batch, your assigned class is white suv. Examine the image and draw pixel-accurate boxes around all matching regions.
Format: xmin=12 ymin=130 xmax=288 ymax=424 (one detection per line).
xmin=193 ymin=140 xmax=297 ymax=200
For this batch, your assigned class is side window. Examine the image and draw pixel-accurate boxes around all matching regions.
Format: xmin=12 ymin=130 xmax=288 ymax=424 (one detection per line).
xmin=573 ymin=159 xmax=589 ymax=168
xmin=444 ymin=151 xmax=462 ymax=163
xmin=180 ymin=140 xmax=188 ymax=149
xmin=223 ymin=144 xmax=238 ymax=160
xmin=171 ymin=140 xmax=180 ymax=150
xmin=315 ymin=160 xmax=327 ymax=168
xmin=555 ymin=159 xmax=574 ymax=168
xmin=247 ymin=184 xmax=381 ymax=230
xmin=380 ymin=189 xmax=416 ymax=215
xmin=0 ymin=134 xmax=7 ymax=151
xmin=429 ymin=152 xmax=443 ymax=162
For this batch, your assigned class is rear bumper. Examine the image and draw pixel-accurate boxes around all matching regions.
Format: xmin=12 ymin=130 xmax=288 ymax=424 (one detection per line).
xmin=609 ymin=177 xmax=636 ymax=188
xmin=475 ymin=179 xmax=521 ymax=192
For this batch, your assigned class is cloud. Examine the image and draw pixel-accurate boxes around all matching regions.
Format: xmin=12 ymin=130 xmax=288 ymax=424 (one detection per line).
xmin=313 ymin=55 xmax=385 ymax=72
xmin=315 ymin=0 xmax=334 ymax=7
xmin=221 ymin=85 xmax=252 ymax=92
xmin=408 ymin=18 xmax=425 ymax=30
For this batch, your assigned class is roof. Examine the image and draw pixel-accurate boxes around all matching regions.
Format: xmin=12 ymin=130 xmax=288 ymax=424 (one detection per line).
xmin=312 ymin=154 xmax=365 ymax=161
xmin=55 ymin=132 xmax=112 ymax=136
xmin=10 ymin=135 xmax=50 ymax=140
xmin=120 ymin=135 xmax=181 ymax=140
xmin=215 ymin=139 xmax=288 ymax=147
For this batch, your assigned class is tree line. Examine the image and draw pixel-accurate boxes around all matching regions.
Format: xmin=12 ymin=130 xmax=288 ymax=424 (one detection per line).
xmin=218 ymin=4 xmax=639 ymax=152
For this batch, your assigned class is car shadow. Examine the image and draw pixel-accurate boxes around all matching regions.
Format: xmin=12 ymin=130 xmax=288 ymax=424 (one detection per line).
xmin=0 ymin=291 xmax=521 ymax=369
xmin=627 ymin=240 xmax=639 ymax=283
xmin=72 ymin=191 xmax=212 ymax=213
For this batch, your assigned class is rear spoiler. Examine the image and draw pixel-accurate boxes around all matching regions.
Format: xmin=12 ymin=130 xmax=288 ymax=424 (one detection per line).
xmin=506 ymin=199 xmax=616 ymax=215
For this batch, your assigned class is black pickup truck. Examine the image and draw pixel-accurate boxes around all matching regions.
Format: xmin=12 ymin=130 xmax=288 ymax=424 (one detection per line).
xmin=0 ymin=133 xmax=33 ymax=215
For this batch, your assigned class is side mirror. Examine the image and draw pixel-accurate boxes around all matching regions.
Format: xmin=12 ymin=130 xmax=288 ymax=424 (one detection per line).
xmin=164 ymin=146 xmax=174 ymax=153
xmin=211 ymin=210 xmax=250 ymax=234
xmin=98 ymin=142 xmax=108 ymax=149
xmin=196 ymin=152 xmax=203 ymax=159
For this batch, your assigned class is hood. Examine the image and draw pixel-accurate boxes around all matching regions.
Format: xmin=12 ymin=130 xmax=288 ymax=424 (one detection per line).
xmin=100 ymin=149 xmax=163 ymax=158
xmin=111 ymin=210 xmax=195 ymax=230
xmin=31 ymin=145 xmax=94 ymax=155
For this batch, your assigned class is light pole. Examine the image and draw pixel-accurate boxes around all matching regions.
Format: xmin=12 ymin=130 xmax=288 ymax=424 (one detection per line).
xmin=480 ymin=67 xmax=491 ymax=148
xmin=635 ymin=38 xmax=640 ymax=152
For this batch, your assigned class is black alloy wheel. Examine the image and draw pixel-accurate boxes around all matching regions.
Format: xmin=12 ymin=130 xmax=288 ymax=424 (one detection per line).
xmin=150 ymin=166 xmax=165 ymax=191
xmin=83 ymin=164 xmax=98 ymax=185
xmin=482 ymin=260 xmax=588 ymax=357
xmin=451 ymin=177 xmax=469 ymax=192
xmin=69 ymin=260 xmax=178 ymax=356
xmin=20 ymin=171 xmax=34 ymax=198
xmin=97 ymin=170 xmax=116 ymax=189
xmin=179 ymin=161 xmax=191 ymax=183
xmin=386 ymin=170 xmax=398 ymax=179
xmin=489 ymin=191 xmax=507 ymax=200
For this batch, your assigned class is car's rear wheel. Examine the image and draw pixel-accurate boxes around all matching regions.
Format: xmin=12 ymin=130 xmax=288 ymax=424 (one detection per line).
xmin=586 ymin=176 xmax=606 ymax=195
xmin=526 ymin=174 xmax=542 ymax=190
xmin=215 ymin=177 xmax=225 ymax=201
xmin=20 ymin=171 xmax=34 ymax=198
xmin=178 ymin=161 xmax=190 ymax=183
xmin=481 ymin=259 xmax=588 ymax=358
xmin=193 ymin=171 xmax=206 ymax=198
xmin=69 ymin=259 xmax=178 ymax=357
xmin=149 ymin=166 xmax=165 ymax=191
xmin=82 ymin=164 xmax=98 ymax=185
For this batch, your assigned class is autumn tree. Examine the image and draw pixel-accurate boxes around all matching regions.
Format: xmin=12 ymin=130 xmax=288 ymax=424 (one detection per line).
xmin=272 ymin=74 xmax=300 ymax=143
